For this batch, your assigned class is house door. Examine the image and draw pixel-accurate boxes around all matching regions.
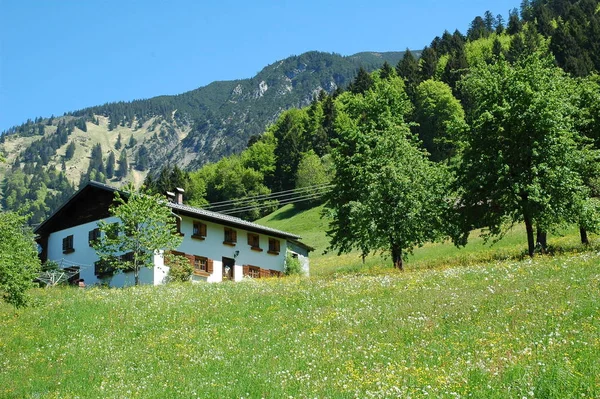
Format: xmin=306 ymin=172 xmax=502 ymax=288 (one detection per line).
xmin=222 ymin=257 xmax=235 ymax=280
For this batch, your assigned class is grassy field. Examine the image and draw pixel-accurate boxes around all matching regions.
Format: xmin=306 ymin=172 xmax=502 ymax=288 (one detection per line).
xmin=256 ymin=204 xmax=597 ymax=276
xmin=1 ymin=205 xmax=599 ymax=398
xmin=1 ymin=251 xmax=599 ymax=398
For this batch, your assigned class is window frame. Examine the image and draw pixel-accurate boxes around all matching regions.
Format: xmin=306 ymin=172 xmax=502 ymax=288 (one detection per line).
xmin=223 ymin=227 xmax=237 ymax=246
xmin=192 ymin=221 xmax=207 ymax=240
xmin=247 ymin=232 xmax=262 ymax=251
xmin=88 ymin=228 xmax=100 ymax=247
xmin=268 ymin=238 xmax=280 ymax=255
xmin=62 ymin=235 xmax=74 ymax=254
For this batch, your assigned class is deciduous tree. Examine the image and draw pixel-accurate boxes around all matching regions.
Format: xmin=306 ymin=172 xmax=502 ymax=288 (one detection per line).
xmin=93 ymin=187 xmax=183 ymax=286
xmin=0 ymin=212 xmax=40 ymax=308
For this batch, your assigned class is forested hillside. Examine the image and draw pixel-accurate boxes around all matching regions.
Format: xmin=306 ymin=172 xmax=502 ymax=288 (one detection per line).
xmin=2 ymin=0 xmax=600 ymax=230
xmin=141 ymin=0 xmax=599 ymax=261
xmin=0 ymin=51 xmax=404 ymax=225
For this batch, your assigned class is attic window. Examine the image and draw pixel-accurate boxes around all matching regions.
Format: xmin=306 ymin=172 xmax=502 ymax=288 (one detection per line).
xmin=224 ymin=227 xmax=237 ymax=246
xmin=247 ymin=233 xmax=261 ymax=251
xmin=62 ymin=235 xmax=74 ymax=254
xmin=192 ymin=221 xmax=207 ymax=240
xmin=268 ymin=238 xmax=280 ymax=255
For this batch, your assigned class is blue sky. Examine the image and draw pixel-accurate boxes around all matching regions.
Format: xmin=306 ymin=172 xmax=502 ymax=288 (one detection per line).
xmin=0 ymin=0 xmax=519 ymax=132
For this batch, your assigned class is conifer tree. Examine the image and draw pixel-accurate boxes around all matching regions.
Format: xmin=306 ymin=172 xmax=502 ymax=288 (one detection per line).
xmin=117 ymin=149 xmax=128 ymax=179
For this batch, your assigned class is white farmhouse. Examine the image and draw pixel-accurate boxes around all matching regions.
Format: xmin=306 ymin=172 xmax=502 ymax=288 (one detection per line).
xmin=35 ymin=181 xmax=312 ymax=286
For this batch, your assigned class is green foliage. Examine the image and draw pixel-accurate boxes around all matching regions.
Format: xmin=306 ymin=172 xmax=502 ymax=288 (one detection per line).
xmin=326 ymin=74 xmax=450 ymax=269
xmin=414 ymin=79 xmax=467 ymax=162
xmin=0 ymin=211 xmax=40 ymax=308
xmin=284 ymin=252 xmax=303 ymax=276
xmin=93 ymin=188 xmax=183 ymax=285
xmin=64 ymin=141 xmax=76 ymax=161
xmin=295 ymin=150 xmax=332 ymax=208
xmin=457 ymin=52 xmax=593 ymax=256
xmin=165 ymin=253 xmax=193 ymax=283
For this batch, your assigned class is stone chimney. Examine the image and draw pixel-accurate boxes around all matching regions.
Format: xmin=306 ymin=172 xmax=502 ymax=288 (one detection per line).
xmin=175 ymin=187 xmax=184 ymax=205
xmin=166 ymin=191 xmax=175 ymax=203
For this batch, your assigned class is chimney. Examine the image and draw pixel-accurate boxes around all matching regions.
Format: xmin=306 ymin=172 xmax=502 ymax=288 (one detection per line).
xmin=175 ymin=187 xmax=184 ymax=205
xmin=166 ymin=191 xmax=175 ymax=203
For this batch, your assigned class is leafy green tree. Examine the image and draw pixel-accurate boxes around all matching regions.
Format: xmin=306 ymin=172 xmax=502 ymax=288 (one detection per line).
xmin=326 ymin=74 xmax=449 ymax=270
xmin=272 ymin=109 xmax=309 ymax=191
xmin=295 ymin=150 xmax=332 ymax=208
xmin=93 ymin=188 xmax=183 ymax=286
xmin=457 ymin=53 xmax=590 ymax=256
xmin=414 ymin=80 xmax=467 ymax=162
xmin=0 ymin=212 xmax=41 ymax=308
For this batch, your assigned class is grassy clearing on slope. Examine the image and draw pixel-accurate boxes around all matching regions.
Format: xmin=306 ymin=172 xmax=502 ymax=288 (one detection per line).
xmin=257 ymin=204 xmax=598 ymax=276
xmin=1 ymin=252 xmax=599 ymax=398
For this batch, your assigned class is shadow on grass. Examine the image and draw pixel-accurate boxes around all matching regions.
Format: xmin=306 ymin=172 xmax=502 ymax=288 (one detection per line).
xmin=264 ymin=205 xmax=308 ymax=222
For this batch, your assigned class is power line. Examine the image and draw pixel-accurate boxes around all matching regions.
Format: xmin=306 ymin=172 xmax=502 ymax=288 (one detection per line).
xmin=202 ymin=183 xmax=334 ymax=210
xmin=219 ymin=189 xmax=331 ymax=215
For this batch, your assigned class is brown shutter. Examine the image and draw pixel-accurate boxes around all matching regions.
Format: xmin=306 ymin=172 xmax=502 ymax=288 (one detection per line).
xmin=243 ymin=265 xmax=249 ymax=277
xmin=201 ymin=223 xmax=207 ymax=237
xmin=276 ymin=240 xmax=280 ymax=252
xmin=207 ymin=259 xmax=213 ymax=274
xmin=232 ymin=229 xmax=237 ymax=243
xmin=247 ymin=233 xmax=252 ymax=246
xmin=260 ymin=268 xmax=270 ymax=278
xmin=185 ymin=254 xmax=194 ymax=266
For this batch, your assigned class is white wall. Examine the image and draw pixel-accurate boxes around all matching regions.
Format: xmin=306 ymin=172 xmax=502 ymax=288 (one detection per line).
xmin=176 ymin=215 xmax=287 ymax=281
xmin=46 ymin=217 xmax=154 ymax=287
xmin=45 ymin=214 xmax=290 ymax=286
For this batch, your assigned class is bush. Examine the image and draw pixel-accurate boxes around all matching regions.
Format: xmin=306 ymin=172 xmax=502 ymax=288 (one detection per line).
xmin=166 ymin=254 xmax=193 ymax=282
xmin=284 ymin=252 xmax=303 ymax=276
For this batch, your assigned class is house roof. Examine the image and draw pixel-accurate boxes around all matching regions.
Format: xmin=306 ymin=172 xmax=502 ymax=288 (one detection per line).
xmin=35 ymin=181 xmax=302 ymax=240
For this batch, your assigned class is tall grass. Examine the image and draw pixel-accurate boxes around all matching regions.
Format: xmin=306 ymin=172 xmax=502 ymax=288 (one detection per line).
xmin=1 ymin=252 xmax=599 ymax=398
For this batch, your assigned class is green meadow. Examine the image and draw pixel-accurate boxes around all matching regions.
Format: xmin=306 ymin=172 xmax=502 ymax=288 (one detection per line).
xmin=1 ymin=206 xmax=599 ymax=398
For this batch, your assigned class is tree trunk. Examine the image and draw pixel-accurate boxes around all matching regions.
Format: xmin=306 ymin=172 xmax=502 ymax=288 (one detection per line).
xmin=524 ymin=214 xmax=535 ymax=257
xmin=580 ymin=227 xmax=589 ymax=245
xmin=134 ymin=263 xmax=140 ymax=286
xmin=391 ymin=242 xmax=403 ymax=271
xmin=536 ymin=229 xmax=547 ymax=254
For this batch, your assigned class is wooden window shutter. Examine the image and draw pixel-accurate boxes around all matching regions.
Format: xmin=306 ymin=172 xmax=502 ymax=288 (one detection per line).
xmin=62 ymin=237 xmax=67 ymax=251
xmin=200 ymin=223 xmax=207 ymax=237
xmin=260 ymin=268 xmax=269 ymax=278
xmin=185 ymin=254 xmax=194 ymax=266
xmin=207 ymin=259 xmax=214 ymax=273
xmin=232 ymin=229 xmax=237 ymax=243
xmin=243 ymin=265 xmax=249 ymax=277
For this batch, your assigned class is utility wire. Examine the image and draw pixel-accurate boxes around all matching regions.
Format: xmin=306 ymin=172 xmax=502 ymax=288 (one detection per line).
xmin=217 ymin=187 xmax=331 ymax=214
xmin=219 ymin=189 xmax=331 ymax=215
xmin=201 ymin=183 xmax=334 ymax=210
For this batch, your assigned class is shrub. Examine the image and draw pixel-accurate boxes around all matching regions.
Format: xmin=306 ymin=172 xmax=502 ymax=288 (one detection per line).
xmin=165 ymin=254 xmax=193 ymax=282
xmin=284 ymin=252 xmax=303 ymax=276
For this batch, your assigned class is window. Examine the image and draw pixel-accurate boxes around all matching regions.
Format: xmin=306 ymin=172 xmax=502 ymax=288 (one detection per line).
xmin=88 ymin=228 xmax=100 ymax=246
xmin=94 ymin=258 xmax=115 ymax=277
xmin=192 ymin=221 xmax=207 ymax=239
xmin=268 ymin=238 xmax=280 ymax=254
xmin=247 ymin=233 xmax=261 ymax=251
xmin=62 ymin=235 xmax=74 ymax=254
xmin=247 ymin=265 xmax=261 ymax=278
xmin=224 ymin=227 xmax=237 ymax=245
xmin=193 ymin=256 xmax=208 ymax=273
xmin=107 ymin=223 xmax=119 ymax=240
xmin=175 ymin=218 xmax=184 ymax=236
